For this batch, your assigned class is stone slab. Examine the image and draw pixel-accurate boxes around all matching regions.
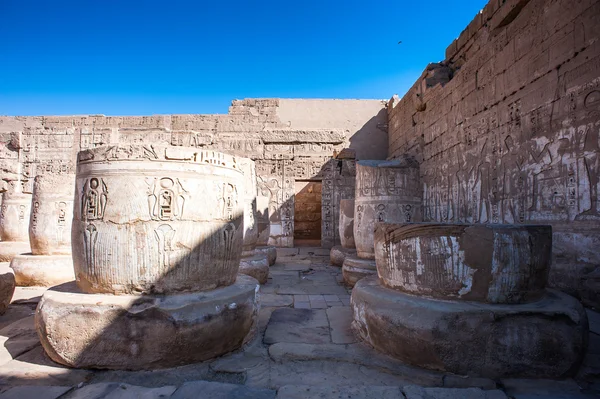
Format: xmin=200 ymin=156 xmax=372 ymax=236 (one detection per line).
xmin=36 ymin=275 xmax=259 ymax=369
xmin=171 ymin=380 xmax=276 ymax=399
xmin=260 ymin=293 xmax=293 ymax=307
xmin=0 ymin=316 xmax=40 ymax=367
xmin=298 ymin=248 xmax=330 ymax=256
xmin=0 ymin=385 xmax=71 ymax=399
xmin=0 ymin=242 xmax=31 ymax=263
xmin=352 ymin=276 xmax=588 ymax=379
xmin=500 ymin=378 xmax=593 ymax=399
xmin=276 ymin=385 xmax=402 ymax=399
xmin=326 ymin=307 xmax=356 ymax=344
xmin=65 ymin=383 xmax=177 ymax=399
xmin=10 ymin=286 xmax=47 ymax=305
xmin=10 ymin=254 xmax=75 ymax=287
xmin=268 ymin=342 xmax=444 ymax=387
xmin=402 ymin=385 xmax=507 ymax=399
xmin=264 ymin=308 xmax=330 ymax=345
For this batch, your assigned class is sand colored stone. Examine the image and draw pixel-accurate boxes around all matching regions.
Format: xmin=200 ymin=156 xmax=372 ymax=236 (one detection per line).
xmin=0 ymin=189 xmax=32 ymax=262
xmin=36 ymin=276 xmax=259 ymax=370
xmin=10 ymin=174 xmax=75 ymax=287
xmin=329 ymin=245 xmax=356 ymax=267
xmin=72 ymin=146 xmax=245 ymax=295
xmin=339 ymin=199 xmax=355 ymax=249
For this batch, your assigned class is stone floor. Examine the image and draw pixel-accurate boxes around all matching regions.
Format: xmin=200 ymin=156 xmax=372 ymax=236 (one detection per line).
xmin=0 ymin=247 xmax=598 ymax=398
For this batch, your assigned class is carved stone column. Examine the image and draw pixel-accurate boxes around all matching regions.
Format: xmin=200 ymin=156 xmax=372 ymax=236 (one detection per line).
xmin=352 ymin=222 xmax=588 ymax=379
xmin=35 ymin=145 xmax=259 ymax=370
xmin=0 ymin=185 xmax=32 ymax=262
xmin=342 ymin=158 xmax=421 ymax=286
xmin=330 ymin=199 xmax=356 ymax=266
xmin=238 ymin=158 xmax=270 ymax=284
xmin=10 ymin=173 xmax=76 ymax=286
xmin=255 ymin=195 xmax=277 ymax=266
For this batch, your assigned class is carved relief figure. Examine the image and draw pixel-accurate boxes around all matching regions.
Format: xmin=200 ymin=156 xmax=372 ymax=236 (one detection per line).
xmin=147 ymin=178 xmax=186 ymax=221
xmin=82 ymin=178 xmax=108 ymax=221
xmin=155 ymin=224 xmax=176 ymax=271
xmin=56 ymin=201 xmax=67 ymax=242
xmin=83 ymin=224 xmax=98 ymax=273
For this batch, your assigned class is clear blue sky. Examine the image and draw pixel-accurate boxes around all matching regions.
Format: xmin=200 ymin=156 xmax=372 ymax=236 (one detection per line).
xmin=0 ymin=0 xmax=487 ymax=116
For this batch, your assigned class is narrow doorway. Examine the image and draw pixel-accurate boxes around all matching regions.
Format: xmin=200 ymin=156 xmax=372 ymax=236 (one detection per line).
xmin=294 ymin=180 xmax=322 ymax=247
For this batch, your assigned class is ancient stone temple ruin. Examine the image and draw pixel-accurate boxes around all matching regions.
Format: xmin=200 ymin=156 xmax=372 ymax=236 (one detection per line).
xmin=0 ymin=0 xmax=598 ymax=397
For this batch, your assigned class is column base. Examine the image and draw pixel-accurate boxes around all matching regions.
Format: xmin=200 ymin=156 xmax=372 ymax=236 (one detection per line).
xmin=351 ymin=276 xmax=589 ymax=379
xmin=255 ymin=245 xmax=277 ymax=266
xmin=35 ymin=275 xmax=260 ymax=370
xmin=0 ymin=262 xmax=15 ymax=315
xmin=330 ymin=245 xmax=356 ymax=267
xmin=0 ymin=241 xmax=31 ymax=263
xmin=342 ymin=254 xmax=376 ymax=287
xmin=239 ymin=251 xmax=270 ymax=284
xmin=10 ymin=254 xmax=75 ymax=287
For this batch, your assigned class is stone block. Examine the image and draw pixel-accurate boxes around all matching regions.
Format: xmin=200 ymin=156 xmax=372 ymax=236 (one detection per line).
xmin=352 ymin=276 xmax=588 ymax=379
xmin=10 ymin=254 xmax=74 ymax=287
xmin=35 ymin=276 xmax=259 ymax=370
xmin=0 ymin=263 xmax=15 ymax=314
xmin=342 ymin=255 xmax=376 ymax=287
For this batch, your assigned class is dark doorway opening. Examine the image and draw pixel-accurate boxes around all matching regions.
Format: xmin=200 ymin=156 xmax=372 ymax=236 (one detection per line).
xmin=293 ymin=180 xmax=322 ymax=247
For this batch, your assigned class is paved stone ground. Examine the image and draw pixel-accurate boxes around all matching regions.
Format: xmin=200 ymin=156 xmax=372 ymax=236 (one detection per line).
xmin=0 ymin=247 xmax=598 ymax=398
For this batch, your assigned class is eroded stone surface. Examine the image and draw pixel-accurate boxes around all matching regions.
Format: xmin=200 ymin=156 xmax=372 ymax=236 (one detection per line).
xmin=239 ymin=253 xmax=270 ymax=284
xmin=339 ymin=199 xmax=355 ymax=249
xmin=0 ymin=263 xmax=15 ymax=314
xmin=256 ymin=246 xmax=277 ymax=266
xmin=264 ymin=308 xmax=330 ymax=345
xmin=374 ymin=223 xmax=552 ymax=304
xmin=329 ymin=245 xmax=355 ymax=267
xmin=35 ymin=276 xmax=259 ymax=370
xmin=0 ymin=190 xmax=31 ymax=243
xmin=10 ymin=254 xmax=74 ymax=287
xmin=342 ymin=254 xmax=377 ymax=287
xmin=354 ymin=158 xmax=421 ymax=260
xmin=72 ymin=145 xmax=245 ymax=295
xmin=351 ymin=276 xmax=588 ymax=379
xmin=171 ymin=380 xmax=275 ymax=399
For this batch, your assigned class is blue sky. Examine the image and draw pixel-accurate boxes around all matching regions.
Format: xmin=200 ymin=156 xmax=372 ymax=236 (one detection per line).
xmin=0 ymin=0 xmax=487 ymax=115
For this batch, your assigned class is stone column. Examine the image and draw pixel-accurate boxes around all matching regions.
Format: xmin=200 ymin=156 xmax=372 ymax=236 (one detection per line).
xmin=0 ymin=185 xmax=32 ymax=262
xmin=35 ymin=145 xmax=259 ymax=370
xmin=255 ymin=195 xmax=277 ymax=266
xmin=10 ymin=173 xmax=76 ymax=286
xmin=330 ymin=199 xmax=356 ymax=266
xmin=238 ymin=158 xmax=270 ymax=284
xmin=352 ymin=222 xmax=588 ymax=379
xmin=342 ymin=157 xmax=421 ymax=286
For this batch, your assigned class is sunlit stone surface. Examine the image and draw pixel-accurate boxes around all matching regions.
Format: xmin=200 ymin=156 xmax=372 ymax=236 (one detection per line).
xmin=330 ymin=199 xmax=356 ymax=267
xmin=0 ymin=187 xmax=32 ymax=263
xmin=35 ymin=145 xmax=259 ymax=370
xmin=10 ymin=173 xmax=76 ymax=286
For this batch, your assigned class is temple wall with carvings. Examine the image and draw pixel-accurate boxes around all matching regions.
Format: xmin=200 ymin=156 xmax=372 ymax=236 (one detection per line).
xmin=0 ymin=98 xmax=387 ymax=247
xmin=387 ymin=0 xmax=600 ymax=307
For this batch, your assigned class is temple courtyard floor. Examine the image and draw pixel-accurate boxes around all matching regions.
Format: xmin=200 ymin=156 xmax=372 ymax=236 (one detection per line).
xmin=0 ymin=247 xmax=598 ymax=398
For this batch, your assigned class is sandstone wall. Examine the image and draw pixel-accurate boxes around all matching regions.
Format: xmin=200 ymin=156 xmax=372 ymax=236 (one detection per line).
xmin=387 ymin=0 xmax=600 ymax=307
xmin=0 ymin=98 xmax=387 ymax=247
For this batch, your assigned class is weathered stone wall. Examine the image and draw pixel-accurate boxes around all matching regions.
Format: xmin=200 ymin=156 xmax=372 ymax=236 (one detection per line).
xmin=0 ymin=98 xmax=387 ymax=247
xmin=387 ymin=0 xmax=600 ymax=307
xmin=293 ymin=181 xmax=322 ymax=241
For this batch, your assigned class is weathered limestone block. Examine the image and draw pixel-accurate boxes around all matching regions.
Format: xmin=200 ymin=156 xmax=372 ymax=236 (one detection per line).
xmin=353 ymin=158 xmax=421 ymax=259
xmin=256 ymin=195 xmax=277 ymax=266
xmin=10 ymin=174 xmax=76 ymax=286
xmin=342 ymin=157 xmax=421 ymax=286
xmin=71 ymin=146 xmax=245 ymax=295
xmin=0 ymin=189 xmax=32 ymax=262
xmin=239 ymin=158 xmax=269 ymax=281
xmin=374 ymin=223 xmax=552 ymax=304
xmin=339 ymin=199 xmax=355 ymax=249
xmin=352 ymin=276 xmax=588 ymax=379
xmin=0 ymin=262 xmax=16 ymax=314
xmin=35 ymin=276 xmax=259 ymax=370
xmin=330 ymin=245 xmax=356 ymax=267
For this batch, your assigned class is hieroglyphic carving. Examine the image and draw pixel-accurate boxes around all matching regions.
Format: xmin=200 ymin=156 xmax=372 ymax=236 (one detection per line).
xmin=155 ymin=224 xmax=176 ymax=271
xmin=321 ymin=158 xmax=356 ymax=248
xmin=82 ymin=178 xmax=107 ymax=221
xmin=83 ymin=224 xmax=98 ymax=273
xmin=147 ymin=178 xmax=187 ymax=221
